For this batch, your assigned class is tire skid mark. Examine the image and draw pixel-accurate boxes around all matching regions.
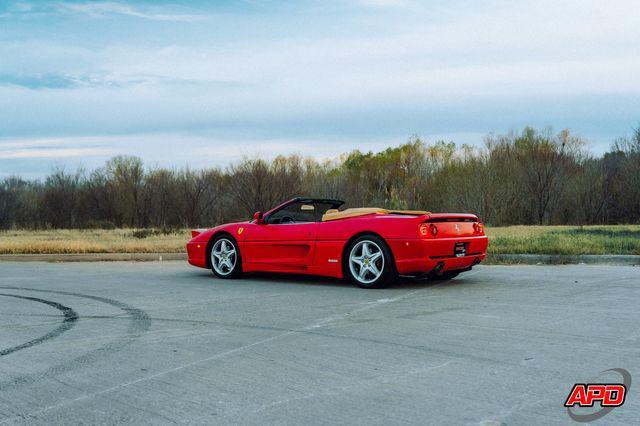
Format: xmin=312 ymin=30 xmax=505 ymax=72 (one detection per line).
xmin=7 ymin=314 xmax=292 ymax=333
xmin=0 ymin=294 xmax=78 ymax=357
xmin=0 ymin=286 xmax=151 ymax=390
xmin=9 ymin=286 xmax=434 ymax=422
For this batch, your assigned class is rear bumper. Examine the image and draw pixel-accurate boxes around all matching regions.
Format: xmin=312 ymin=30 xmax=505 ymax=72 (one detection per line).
xmin=186 ymin=242 xmax=208 ymax=268
xmin=389 ymin=236 xmax=488 ymax=275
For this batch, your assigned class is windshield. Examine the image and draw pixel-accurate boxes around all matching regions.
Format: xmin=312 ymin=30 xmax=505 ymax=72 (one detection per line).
xmin=266 ymin=201 xmax=340 ymax=224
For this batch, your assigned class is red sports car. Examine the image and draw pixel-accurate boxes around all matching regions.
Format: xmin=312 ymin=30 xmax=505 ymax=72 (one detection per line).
xmin=186 ymin=197 xmax=488 ymax=288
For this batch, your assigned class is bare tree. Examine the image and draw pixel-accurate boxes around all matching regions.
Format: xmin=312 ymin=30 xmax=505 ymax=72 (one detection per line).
xmin=42 ymin=167 xmax=84 ymax=228
xmin=227 ymin=156 xmax=302 ymax=217
xmin=145 ymin=169 xmax=178 ymax=228
xmin=104 ymin=156 xmax=145 ymax=227
xmin=509 ymin=128 xmax=583 ymax=224
xmin=177 ymin=168 xmax=223 ymax=227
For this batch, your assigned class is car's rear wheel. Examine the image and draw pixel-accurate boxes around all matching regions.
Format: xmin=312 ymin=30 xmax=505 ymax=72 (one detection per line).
xmin=429 ymin=270 xmax=460 ymax=280
xmin=344 ymin=235 xmax=396 ymax=288
xmin=210 ymin=235 xmax=242 ymax=279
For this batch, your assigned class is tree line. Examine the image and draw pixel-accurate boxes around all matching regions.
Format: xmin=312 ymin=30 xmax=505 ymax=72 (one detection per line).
xmin=1 ymin=126 xmax=639 ymax=229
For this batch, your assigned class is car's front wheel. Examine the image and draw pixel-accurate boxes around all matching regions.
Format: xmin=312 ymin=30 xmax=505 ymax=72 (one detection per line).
xmin=344 ymin=235 xmax=396 ymax=288
xmin=209 ymin=235 xmax=242 ymax=279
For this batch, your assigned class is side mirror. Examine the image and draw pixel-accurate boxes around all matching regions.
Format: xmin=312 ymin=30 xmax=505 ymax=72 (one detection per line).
xmin=253 ymin=211 xmax=265 ymax=224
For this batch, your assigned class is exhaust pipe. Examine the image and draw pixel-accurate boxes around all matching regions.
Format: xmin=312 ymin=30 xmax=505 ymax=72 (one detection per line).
xmin=433 ymin=262 xmax=445 ymax=274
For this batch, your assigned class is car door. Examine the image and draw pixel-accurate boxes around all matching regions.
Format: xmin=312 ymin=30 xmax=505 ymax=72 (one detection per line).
xmin=242 ymin=202 xmax=318 ymax=272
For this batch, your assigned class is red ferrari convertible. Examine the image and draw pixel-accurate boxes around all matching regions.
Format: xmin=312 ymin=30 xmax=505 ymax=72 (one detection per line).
xmin=186 ymin=197 xmax=488 ymax=288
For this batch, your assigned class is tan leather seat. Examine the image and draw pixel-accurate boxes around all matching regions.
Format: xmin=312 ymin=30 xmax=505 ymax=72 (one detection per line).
xmin=322 ymin=208 xmax=430 ymax=222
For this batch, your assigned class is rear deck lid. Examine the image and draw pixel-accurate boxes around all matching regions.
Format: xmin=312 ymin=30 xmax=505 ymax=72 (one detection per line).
xmin=420 ymin=213 xmax=481 ymax=238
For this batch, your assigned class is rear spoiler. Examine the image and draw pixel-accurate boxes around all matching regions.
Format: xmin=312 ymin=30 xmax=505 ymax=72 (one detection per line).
xmin=424 ymin=213 xmax=479 ymax=222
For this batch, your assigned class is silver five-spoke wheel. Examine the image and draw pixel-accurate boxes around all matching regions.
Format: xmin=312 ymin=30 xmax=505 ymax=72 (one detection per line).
xmin=211 ymin=238 xmax=237 ymax=276
xmin=349 ymin=240 xmax=384 ymax=284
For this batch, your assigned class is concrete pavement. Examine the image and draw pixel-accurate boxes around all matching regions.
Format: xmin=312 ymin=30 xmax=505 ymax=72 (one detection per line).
xmin=0 ymin=262 xmax=638 ymax=425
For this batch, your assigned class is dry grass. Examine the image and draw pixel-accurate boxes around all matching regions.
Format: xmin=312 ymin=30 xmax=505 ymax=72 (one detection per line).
xmin=0 ymin=225 xmax=638 ymax=255
xmin=0 ymin=229 xmax=189 ymax=254
xmin=486 ymin=225 xmax=640 ymax=255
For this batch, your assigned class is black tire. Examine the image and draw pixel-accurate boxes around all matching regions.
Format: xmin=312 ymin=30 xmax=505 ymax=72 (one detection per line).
xmin=429 ymin=270 xmax=460 ymax=281
xmin=208 ymin=234 xmax=243 ymax=279
xmin=343 ymin=234 xmax=397 ymax=289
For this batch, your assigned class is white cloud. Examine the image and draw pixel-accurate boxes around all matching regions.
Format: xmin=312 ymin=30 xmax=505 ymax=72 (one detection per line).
xmin=0 ymin=133 xmax=409 ymax=173
xmin=1 ymin=0 xmax=638 ymax=175
xmin=353 ymin=0 xmax=412 ymax=7
xmin=0 ymin=147 xmax=111 ymax=159
xmin=71 ymin=0 xmax=639 ymax=107
xmin=55 ymin=2 xmax=206 ymax=22
xmin=6 ymin=0 xmax=640 ymax=101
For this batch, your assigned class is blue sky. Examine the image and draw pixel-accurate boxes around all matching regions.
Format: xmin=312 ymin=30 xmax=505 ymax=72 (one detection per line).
xmin=1 ymin=0 xmax=640 ymax=178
